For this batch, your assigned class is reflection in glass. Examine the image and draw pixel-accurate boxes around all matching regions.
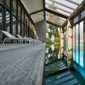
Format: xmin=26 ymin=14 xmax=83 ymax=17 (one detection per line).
xmin=0 ymin=0 xmax=4 ymax=5
xmin=76 ymin=24 xmax=78 ymax=63
xmin=73 ymin=16 xmax=78 ymax=23
xmin=64 ymin=30 xmax=67 ymax=44
xmin=18 ymin=5 xmax=21 ymax=19
xmin=64 ymin=30 xmax=67 ymax=56
xmin=22 ymin=24 xmax=24 ymax=37
xmin=0 ymin=6 xmax=4 ymax=42
xmin=6 ymin=10 xmax=10 ymax=32
xmin=27 ymin=18 xmax=29 ymax=27
xmin=80 ymin=45 xmax=83 ymax=68
xmin=18 ymin=21 xmax=20 ymax=35
xmin=80 ymin=21 xmax=84 ymax=68
xmin=13 ymin=16 xmax=16 ymax=36
xmin=73 ymin=26 xmax=76 ymax=61
xmin=22 ymin=11 xmax=24 ymax=22
xmin=25 ymin=15 xmax=27 ymax=25
xmin=79 ymin=66 xmax=85 ymax=79
xmin=13 ymin=0 xmax=17 ymax=16
xmin=25 ymin=26 xmax=27 ymax=37
xmin=27 ymin=27 xmax=28 ymax=37
xmin=81 ymin=10 xmax=85 ymax=18
xmin=80 ymin=21 xmax=83 ymax=44
xmin=6 ymin=0 xmax=10 ymax=10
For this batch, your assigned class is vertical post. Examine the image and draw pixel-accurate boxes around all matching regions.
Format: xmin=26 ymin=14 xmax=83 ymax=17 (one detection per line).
xmin=16 ymin=1 xmax=18 ymax=34
xmin=24 ymin=13 xmax=25 ymax=36
xmin=67 ymin=19 xmax=73 ymax=68
xmin=28 ymin=18 xmax=30 ymax=37
xmin=2 ymin=0 xmax=6 ymax=41
xmin=67 ymin=19 xmax=73 ymax=44
xmin=20 ymin=8 xmax=22 ymax=36
xmin=26 ymin=19 xmax=27 ymax=37
xmin=10 ymin=0 xmax=13 ymax=34
xmin=83 ymin=20 xmax=85 ymax=44
xmin=83 ymin=20 xmax=85 ymax=71
xmin=60 ymin=27 xmax=64 ymax=59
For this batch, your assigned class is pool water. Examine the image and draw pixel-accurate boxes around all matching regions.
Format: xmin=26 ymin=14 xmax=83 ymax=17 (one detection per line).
xmin=43 ymin=44 xmax=85 ymax=85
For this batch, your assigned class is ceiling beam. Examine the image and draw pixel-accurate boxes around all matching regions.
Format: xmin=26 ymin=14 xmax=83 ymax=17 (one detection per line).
xmin=62 ymin=1 xmax=84 ymax=27
xmin=66 ymin=0 xmax=80 ymax=5
xmin=46 ymin=13 xmax=66 ymax=21
xmin=43 ymin=0 xmax=46 ymax=20
xmin=46 ymin=20 xmax=62 ymax=27
xmin=30 ymin=9 xmax=44 ymax=15
xmin=46 ymin=3 xmax=72 ymax=14
xmin=47 ymin=17 xmax=63 ymax=24
xmin=46 ymin=16 xmax=64 ymax=23
xmin=45 ymin=7 xmax=69 ymax=19
xmin=50 ymin=0 xmax=75 ymax=10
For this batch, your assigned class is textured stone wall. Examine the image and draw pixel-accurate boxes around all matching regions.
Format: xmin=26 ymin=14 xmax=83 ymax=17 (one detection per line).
xmin=34 ymin=20 xmax=46 ymax=42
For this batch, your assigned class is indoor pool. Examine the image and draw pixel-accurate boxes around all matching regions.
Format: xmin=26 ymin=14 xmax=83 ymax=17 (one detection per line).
xmin=43 ymin=44 xmax=85 ymax=85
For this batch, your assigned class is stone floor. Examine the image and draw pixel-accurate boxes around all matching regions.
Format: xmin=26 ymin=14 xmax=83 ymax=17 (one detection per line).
xmin=0 ymin=43 xmax=46 ymax=85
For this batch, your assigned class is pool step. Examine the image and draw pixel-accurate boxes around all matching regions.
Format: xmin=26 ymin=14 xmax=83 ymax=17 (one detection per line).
xmin=45 ymin=60 xmax=67 ymax=75
xmin=45 ymin=70 xmax=71 ymax=81
xmin=45 ymin=71 xmax=72 ymax=84
xmin=74 ymin=83 xmax=81 ymax=85
xmin=45 ymin=70 xmax=80 ymax=85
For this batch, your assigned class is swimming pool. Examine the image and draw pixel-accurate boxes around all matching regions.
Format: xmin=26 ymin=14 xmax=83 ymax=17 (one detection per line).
xmin=43 ymin=44 xmax=85 ymax=85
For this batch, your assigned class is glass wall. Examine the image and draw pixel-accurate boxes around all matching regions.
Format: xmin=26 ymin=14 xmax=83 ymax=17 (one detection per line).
xmin=6 ymin=0 xmax=10 ymax=10
xmin=73 ymin=26 xmax=76 ymax=61
xmin=13 ymin=16 xmax=16 ymax=36
xmin=73 ymin=16 xmax=78 ymax=23
xmin=18 ymin=5 xmax=21 ymax=19
xmin=64 ymin=30 xmax=67 ymax=44
xmin=0 ymin=6 xmax=4 ymax=42
xmin=18 ymin=21 xmax=21 ymax=35
xmin=76 ymin=24 xmax=78 ymax=63
xmin=73 ymin=12 xmax=85 ymax=69
xmin=6 ymin=11 xmax=10 ymax=32
xmin=81 ymin=10 xmax=85 ymax=18
xmin=0 ymin=0 xmax=35 ymax=42
xmin=80 ymin=21 xmax=84 ymax=68
xmin=22 ymin=24 xmax=24 ymax=37
xmin=13 ymin=0 xmax=17 ymax=16
xmin=0 ymin=0 xmax=4 ymax=5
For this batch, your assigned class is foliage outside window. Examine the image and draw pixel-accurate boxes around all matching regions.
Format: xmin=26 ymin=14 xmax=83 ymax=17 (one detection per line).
xmin=46 ymin=2 xmax=60 ymax=43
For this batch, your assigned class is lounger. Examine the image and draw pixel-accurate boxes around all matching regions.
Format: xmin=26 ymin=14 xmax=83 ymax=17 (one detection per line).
xmin=17 ymin=34 xmax=42 ymax=44
xmin=1 ymin=30 xmax=31 ymax=44
xmin=16 ymin=34 xmax=33 ymax=44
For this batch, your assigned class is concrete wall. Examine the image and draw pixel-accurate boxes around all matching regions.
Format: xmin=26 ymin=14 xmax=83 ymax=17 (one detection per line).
xmin=34 ymin=20 xmax=46 ymax=42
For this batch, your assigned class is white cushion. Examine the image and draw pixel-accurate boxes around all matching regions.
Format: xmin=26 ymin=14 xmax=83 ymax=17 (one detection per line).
xmin=17 ymin=34 xmax=22 ymax=38
xmin=1 ymin=30 xmax=15 ymax=38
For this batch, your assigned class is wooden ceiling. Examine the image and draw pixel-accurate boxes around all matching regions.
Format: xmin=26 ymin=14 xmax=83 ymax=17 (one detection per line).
xmin=45 ymin=0 xmax=83 ymax=27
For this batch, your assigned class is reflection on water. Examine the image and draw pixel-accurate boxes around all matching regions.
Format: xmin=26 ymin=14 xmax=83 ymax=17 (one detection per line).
xmin=45 ymin=44 xmax=60 ymax=64
xmin=43 ymin=44 xmax=85 ymax=85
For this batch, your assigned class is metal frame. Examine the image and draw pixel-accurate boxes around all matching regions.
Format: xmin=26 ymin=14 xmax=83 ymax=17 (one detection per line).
xmin=30 ymin=9 xmax=44 ymax=15
xmin=66 ymin=0 xmax=79 ymax=5
xmin=45 ymin=0 xmax=83 ymax=27
xmin=50 ymin=0 xmax=75 ymax=10
xmin=46 ymin=7 xmax=69 ymax=19
xmin=46 ymin=20 xmax=62 ymax=27
xmin=46 ymin=16 xmax=64 ymax=24
xmin=46 ymin=3 xmax=72 ymax=14
xmin=0 ymin=0 xmax=35 ymax=43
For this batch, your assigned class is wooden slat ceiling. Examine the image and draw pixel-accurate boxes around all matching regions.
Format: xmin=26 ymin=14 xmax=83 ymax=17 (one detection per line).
xmin=45 ymin=0 xmax=83 ymax=27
